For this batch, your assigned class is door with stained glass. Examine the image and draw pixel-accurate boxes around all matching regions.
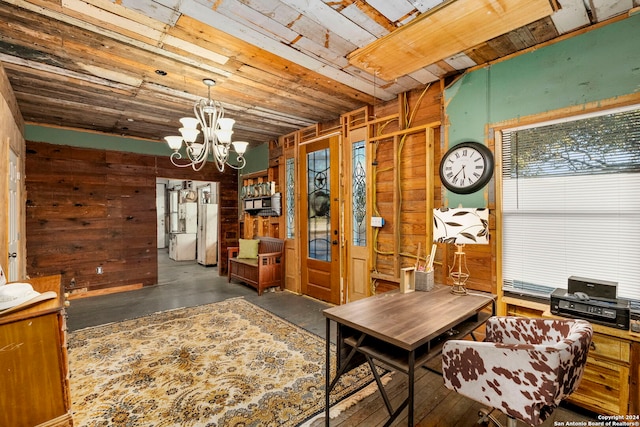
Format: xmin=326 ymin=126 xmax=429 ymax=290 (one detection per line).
xmin=300 ymin=135 xmax=341 ymax=304
xmin=345 ymin=127 xmax=369 ymax=301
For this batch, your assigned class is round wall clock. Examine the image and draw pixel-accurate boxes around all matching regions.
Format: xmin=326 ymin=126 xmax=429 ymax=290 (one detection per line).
xmin=439 ymin=141 xmax=494 ymax=194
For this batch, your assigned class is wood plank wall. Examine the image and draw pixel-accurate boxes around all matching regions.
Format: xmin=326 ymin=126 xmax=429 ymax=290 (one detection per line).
xmin=349 ymin=82 xmax=494 ymax=294
xmin=25 ymin=141 xmax=239 ymax=293
xmin=366 ymin=84 xmax=448 ymax=292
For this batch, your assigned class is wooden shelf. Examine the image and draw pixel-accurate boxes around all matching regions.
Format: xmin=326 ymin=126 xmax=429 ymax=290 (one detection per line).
xmin=240 ymin=147 xmax=284 ymax=239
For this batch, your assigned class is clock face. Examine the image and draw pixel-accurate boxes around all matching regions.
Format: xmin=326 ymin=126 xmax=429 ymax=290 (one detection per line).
xmin=439 ymin=142 xmax=494 ymax=194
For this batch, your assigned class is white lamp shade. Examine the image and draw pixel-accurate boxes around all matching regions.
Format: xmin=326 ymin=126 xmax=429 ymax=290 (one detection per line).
xmin=214 ymin=144 xmax=227 ymax=158
xmin=433 ymin=207 xmax=489 ymax=244
xmin=215 ymin=129 xmax=234 ymax=144
xmin=217 ymin=117 xmax=235 ymax=130
xmin=164 ymin=136 xmax=183 ymax=150
xmin=179 ymin=117 xmax=199 ymax=129
xmin=189 ymin=143 xmax=204 ymax=156
xmin=179 ymin=127 xmax=200 ymax=143
xmin=232 ymin=141 xmax=249 ymax=155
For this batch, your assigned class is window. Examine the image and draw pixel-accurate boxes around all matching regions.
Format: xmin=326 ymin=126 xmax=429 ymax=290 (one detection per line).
xmin=501 ymin=105 xmax=640 ymax=302
xmin=286 ymin=157 xmax=295 ymax=239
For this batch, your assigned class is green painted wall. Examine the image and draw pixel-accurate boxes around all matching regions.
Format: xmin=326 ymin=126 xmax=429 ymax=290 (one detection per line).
xmin=444 ymin=12 xmax=640 ymax=207
xmin=236 ymin=142 xmax=269 ymax=215
xmin=239 ymin=142 xmax=269 ymax=175
xmin=25 ymin=125 xmax=268 ymax=172
xmin=25 ymin=125 xmax=173 ymax=156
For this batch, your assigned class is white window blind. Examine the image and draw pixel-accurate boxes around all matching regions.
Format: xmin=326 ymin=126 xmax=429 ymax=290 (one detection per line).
xmin=501 ymin=106 xmax=640 ymax=302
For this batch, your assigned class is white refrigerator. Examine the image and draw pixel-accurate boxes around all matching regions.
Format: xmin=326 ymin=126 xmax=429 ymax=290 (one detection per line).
xmin=197 ymin=203 xmax=218 ymax=266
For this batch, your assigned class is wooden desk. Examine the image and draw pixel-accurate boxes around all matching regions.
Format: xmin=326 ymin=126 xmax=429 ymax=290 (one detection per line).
xmin=323 ymin=285 xmax=495 ymax=426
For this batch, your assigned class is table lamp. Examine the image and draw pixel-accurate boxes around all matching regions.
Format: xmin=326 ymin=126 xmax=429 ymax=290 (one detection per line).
xmin=433 ymin=207 xmax=489 ymax=295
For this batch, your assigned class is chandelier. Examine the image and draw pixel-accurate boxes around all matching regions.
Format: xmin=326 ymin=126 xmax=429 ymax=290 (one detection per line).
xmin=164 ymin=78 xmax=248 ymax=172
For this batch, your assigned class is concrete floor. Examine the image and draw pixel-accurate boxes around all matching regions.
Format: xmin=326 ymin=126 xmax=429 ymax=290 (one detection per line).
xmin=66 ymin=249 xmax=334 ymax=340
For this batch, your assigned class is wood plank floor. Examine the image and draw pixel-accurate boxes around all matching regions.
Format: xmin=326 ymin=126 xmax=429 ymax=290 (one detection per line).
xmin=68 ymin=249 xmax=600 ymax=427
xmin=311 ymin=357 xmax=599 ymax=426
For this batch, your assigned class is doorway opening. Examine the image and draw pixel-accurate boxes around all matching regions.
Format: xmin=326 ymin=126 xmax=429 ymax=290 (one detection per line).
xmin=156 ymin=179 xmax=221 ymax=285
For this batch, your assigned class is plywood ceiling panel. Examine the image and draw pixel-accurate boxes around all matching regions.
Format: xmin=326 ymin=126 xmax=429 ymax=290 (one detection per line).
xmin=348 ymin=0 xmax=555 ymax=80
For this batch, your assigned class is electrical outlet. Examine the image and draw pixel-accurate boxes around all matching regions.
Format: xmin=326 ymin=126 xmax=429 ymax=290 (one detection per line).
xmin=371 ymin=216 xmax=385 ymax=227
xmin=70 ymin=278 xmax=76 ymax=287
xmin=96 ymin=266 xmax=103 ymax=274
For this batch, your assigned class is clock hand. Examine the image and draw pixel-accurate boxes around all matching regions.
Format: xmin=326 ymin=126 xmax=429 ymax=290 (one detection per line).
xmin=452 ymin=167 xmax=464 ymax=182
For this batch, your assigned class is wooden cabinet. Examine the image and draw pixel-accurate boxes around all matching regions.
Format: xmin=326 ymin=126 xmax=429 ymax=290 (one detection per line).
xmin=0 ymin=275 xmax=72 ymax=427
xmin=503 ymin=296 xmax=639 ymax=416
xmin=632 ymin=341 xmax=640 ymax=415
xmin=569 ymin=332 xmax=630 ymax=415
xmin=240 ymin=168 xmax=282 ymax=239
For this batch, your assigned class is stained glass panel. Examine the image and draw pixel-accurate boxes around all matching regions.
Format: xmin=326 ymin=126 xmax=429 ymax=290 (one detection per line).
xmin=286 ymin=157 xmax=295 ymax=239
xmin=352 ymin=140 xmax=366 ymax=246
xmin=307 ymin=148 xmax=331 ymax=261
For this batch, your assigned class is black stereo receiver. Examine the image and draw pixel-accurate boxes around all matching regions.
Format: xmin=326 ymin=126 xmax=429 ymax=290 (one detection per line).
xmin=550 ymin=288 xmax=630 ymax=330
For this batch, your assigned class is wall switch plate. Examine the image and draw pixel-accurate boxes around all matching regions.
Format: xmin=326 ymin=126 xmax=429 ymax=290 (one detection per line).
xmin=96 ymin=266 xmax=103 ymax=274
xmin=371 ymin=216 xmax=385 ymax=227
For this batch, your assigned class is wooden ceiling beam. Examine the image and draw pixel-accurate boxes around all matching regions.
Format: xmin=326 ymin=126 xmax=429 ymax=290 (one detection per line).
xmin=348 ymin=0 xmax=554 ymax=80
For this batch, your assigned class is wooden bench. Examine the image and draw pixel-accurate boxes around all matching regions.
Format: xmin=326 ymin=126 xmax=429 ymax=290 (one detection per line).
xmin=227 ymin=237 xmax=284 ymax=295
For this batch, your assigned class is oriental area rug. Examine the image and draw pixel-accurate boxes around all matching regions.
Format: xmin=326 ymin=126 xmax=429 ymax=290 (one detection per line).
xmin=68 ymin=298 xmax=385 ymax=427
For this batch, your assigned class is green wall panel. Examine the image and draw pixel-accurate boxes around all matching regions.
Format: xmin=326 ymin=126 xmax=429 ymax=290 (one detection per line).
xmin=444 ymin=12 xmax=640 ymax=207
xmin=240 ymin=142 xmax=269 ymax=175
xmin=489 ymin=13 xmax=640 ymax=120
xmin=25 ymin=125 xmax=172 ymax=156
xmin=25 ymin=125 xmax=268 ymax=173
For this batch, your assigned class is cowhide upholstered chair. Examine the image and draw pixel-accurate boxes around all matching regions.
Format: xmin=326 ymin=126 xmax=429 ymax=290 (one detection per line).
xmin=441 ymin=316 xmax=593 ymax=427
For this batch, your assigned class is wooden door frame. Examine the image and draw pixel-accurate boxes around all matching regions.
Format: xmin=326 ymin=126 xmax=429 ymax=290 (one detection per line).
xmin=298 ymin=131 xmax=343 ymax=304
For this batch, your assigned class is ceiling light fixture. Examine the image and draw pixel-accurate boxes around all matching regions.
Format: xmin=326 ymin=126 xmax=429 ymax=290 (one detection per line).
xmin=164 ymin=78 xmax=248 ymax=172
